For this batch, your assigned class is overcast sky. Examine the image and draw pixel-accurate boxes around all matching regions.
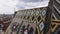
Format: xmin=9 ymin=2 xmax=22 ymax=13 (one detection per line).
xmin=0 ymin=0 xmax=49 ymax=14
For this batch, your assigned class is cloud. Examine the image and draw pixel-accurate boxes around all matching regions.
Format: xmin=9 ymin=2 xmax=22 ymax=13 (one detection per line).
xmin=19 ymin=0 xmax=46 ymax=2
xmin=16 ymin=0 xmax=49 ymax=10
xmin=0 ymin=0 xmax=49 ymax=14
xmin=0 ymin=0 xmax=18 ymax=14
